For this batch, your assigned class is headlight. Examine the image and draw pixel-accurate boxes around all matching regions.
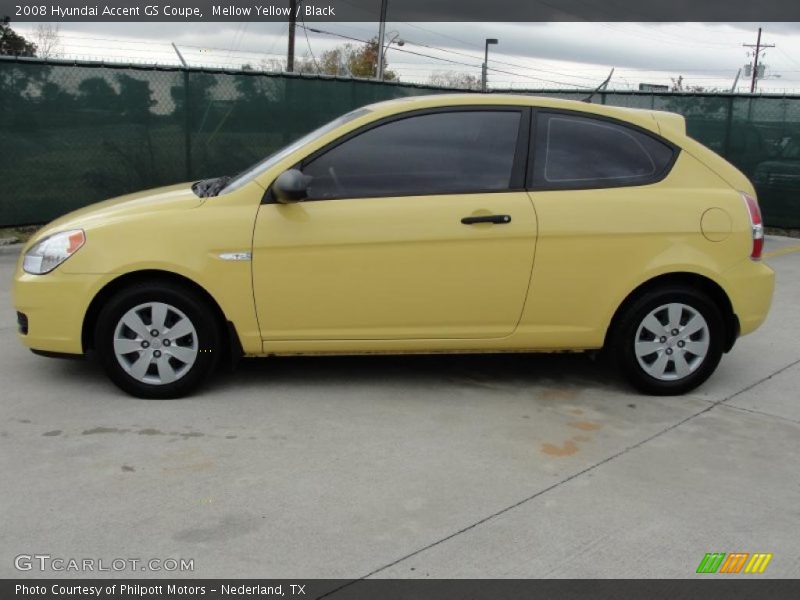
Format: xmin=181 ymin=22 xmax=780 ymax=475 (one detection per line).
xmin=22 ymin=229 xmax=86 ymax=275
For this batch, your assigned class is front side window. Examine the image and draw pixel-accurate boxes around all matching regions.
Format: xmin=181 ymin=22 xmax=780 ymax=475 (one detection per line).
xmin=221 ymin=107 xmax=373 ymax=194
xmin=302 ymin=110 xmax=522 ymax=200
xmin=530 ymin=112 xmax=675 ymax=189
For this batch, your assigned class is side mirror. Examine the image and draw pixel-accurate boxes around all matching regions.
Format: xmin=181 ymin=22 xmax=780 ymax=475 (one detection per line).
xmin=272 ymin=169 xmax=311 ymax=204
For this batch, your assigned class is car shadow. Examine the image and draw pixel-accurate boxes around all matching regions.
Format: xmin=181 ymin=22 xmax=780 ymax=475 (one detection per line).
xmin=30 ymin=349 xmax=627 ymax=399
xmin=216 ymin=351 xmax=625 ymax=394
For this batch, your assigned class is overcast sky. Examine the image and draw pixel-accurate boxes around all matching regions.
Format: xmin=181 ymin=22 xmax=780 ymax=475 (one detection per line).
xmin=13 ymin=21 xmax=800 ymax=92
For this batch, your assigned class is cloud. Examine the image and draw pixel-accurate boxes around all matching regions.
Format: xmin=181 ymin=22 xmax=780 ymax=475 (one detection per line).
xmin=15 ymin=21 xmax=800 ymax=89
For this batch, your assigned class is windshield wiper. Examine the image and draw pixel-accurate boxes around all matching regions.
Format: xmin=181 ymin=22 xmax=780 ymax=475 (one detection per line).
xmin=192 ymin=176 xmax=232 ymax=198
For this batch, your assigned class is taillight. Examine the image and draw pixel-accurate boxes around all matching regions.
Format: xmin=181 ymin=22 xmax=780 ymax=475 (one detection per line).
xmin=741 ymin=192 xmax=763 ymax=260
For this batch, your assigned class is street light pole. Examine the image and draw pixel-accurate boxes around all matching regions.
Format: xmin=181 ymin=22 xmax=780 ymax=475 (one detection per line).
xmin=376 ymin=0 xmax=388 ymax=80
xmin=379 ymin=31 xmax=403 ymax=81
xmin=482 ymin=38 xmax=498 ymax=92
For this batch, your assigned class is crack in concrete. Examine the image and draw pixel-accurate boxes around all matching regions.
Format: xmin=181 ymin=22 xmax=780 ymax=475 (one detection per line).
xmin=720 ymin=402 xmax=800 ymax=426
xmin=320 ymin=357 xmax=800 ymax=595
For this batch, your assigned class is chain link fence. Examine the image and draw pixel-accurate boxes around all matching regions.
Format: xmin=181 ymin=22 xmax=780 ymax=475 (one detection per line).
xmin=2 ymin=57 xmax=799 ymax=227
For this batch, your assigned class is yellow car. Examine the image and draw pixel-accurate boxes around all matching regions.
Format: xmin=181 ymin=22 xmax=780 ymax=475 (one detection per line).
xmin=12 ymin=94 xmax=774 ymax=398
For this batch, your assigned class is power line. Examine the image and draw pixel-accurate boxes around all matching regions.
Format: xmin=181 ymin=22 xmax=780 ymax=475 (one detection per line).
xmin=297 ymin=0 xmax=321 ymax=72
xmin=776 ymin=46 xmax=800 ymax=70
xmin=47 ymin=31 xmax=786 ymax=79
xmin=400 ymin=22 xmax=483 ymax=50
xmin=52 ymin=30 xmax=598 ymax=84
xmin=37 ymin=29 xmax=800 ymax=90
xmin=598 ymin=23 xmax=740 ymax=49
xmin=48 ymin=33 xmax=750 ymax=75
xmin=299 ymin=24 xmax=592 ymax=88
xmin=397 ymin=36 xmax=602 ymax=84
xmin=319 ymin=15 xmax=604 ymax=84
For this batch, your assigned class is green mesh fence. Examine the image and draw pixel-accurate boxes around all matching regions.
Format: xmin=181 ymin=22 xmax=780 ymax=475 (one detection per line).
xmin=1 ymin=57 xmax=799 ymax=228
xmin=0 ymin=57 xmax=448 ymax=227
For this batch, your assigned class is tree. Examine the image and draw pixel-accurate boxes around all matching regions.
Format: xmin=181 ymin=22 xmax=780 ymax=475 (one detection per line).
xmin=116 ymin=74 xmax=156 ymax=121
xmin=78 ymin=77 xmax=118 ymax=111
xmin=663 ymin=75 xmax=728 ymax=120
xmin=0 ymin=17 xmax=37 ymax=57
xmin=256 ymin=58 xmax=285 ymax=73
xmin=38 ymin=80 xmax=76 ymax=110
xmin=670 ymin=75 xmax=721 ymax=94
xmin=0 ymin=19 xmax=48 ymax=130
xmin=428 ymin=71 xmax=481 ymax=90
xmin=34 ymin=23 xmax=61 ymax=59
xmin=293 ymin=54 xmax=324 ymax=75
xmin=235 ymin=63 xmax=280 ymax=114
xmin=170 ymin=72 xmax=218 ymax=128
xmin=293 ymin=38 xmax=397 ymax=80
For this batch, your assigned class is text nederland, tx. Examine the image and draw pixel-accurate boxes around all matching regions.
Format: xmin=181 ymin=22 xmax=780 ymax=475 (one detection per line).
xmin=15 ymin=584 xmax=307 ymax=596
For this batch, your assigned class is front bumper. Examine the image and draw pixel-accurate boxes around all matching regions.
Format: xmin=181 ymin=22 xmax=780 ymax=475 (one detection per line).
xmin=13 ymin=267 xmax=105 ymax=355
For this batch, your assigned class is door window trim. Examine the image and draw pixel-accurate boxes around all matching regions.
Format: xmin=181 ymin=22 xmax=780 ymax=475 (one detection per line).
xmin=264 ymin=105 xmax=531 ymax=204
xmin=526 ymin=108 xmax=680 ymax=192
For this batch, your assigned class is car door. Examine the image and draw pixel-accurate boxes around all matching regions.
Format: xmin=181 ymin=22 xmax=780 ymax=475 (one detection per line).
xmin=251 ymin=107 xmax=538 ymax=341
xmin=522 ymin=110 xmax=683 ymax=344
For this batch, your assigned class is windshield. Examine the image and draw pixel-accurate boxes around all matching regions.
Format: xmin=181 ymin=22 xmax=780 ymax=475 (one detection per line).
xmin=220 ymin=107 xmax=373 ymax=194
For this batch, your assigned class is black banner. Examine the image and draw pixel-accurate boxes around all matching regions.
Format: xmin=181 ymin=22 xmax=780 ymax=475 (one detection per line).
xmin=2 ymin=0 xmax=800 ymax=22
xmin=5 ymin=580 xmax=800 ymax=600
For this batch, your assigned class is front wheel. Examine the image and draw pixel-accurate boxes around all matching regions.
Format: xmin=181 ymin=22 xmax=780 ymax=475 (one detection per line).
xmin=610 ymin=286 xmax=725 ymax=395
xmin=94 ymin=282 xmax=222 ymax=399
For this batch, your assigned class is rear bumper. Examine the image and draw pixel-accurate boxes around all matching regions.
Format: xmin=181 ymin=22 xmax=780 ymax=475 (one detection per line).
xmin=12 ymin=269 xmax=104 ymax=355
xmin=723 ymin=259 xmax=775 ymax=337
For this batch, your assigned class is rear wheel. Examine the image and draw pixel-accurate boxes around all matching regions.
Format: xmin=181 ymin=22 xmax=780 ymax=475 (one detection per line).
xmin=610 ymin=286 xmax=725 ymax=395
xmin=94 ymin=282 xmax=222 ymax=398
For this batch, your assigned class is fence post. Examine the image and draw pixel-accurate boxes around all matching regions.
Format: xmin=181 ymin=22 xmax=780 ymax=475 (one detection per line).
xmin=183 ymin=68 xmax=192 ymax=180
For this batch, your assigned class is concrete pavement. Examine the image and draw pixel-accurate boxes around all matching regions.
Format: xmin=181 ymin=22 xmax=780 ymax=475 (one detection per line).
xmin=1 ymin=237 xmax=799 ymax=579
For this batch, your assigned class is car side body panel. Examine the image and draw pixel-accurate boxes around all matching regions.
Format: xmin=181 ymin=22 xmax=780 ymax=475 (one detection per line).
xmin=14 ymin=186 xmax=264 ymax=355
xmin=252 ymin=192 xmax=538 ymax=342
xmin=12 ymin=93 xmax=774 ymax=362
xmin=517 ymin=150 xmax=761 ymax=349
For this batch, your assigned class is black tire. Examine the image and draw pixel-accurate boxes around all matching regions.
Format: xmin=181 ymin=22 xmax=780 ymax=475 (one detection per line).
xmin=94 ymin=281 xmax=222 ymax=399
xmin=609 ymin=286 xmax=725 ymax=396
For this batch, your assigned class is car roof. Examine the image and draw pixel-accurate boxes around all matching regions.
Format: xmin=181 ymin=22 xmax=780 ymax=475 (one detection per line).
xmin=365 ymin=93 xmax=672 ymax=137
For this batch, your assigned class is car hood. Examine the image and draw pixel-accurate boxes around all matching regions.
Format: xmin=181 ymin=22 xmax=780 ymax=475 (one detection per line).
xmin=27 ymin=183 xmax=201 ymax=248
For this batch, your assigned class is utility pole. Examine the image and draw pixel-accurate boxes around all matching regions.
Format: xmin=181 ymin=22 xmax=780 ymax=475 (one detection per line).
xmin=376 ymin=0 xmax=388 ymax=80
xmin=743 ymin=27 xmax=774 ymax=93
xmin=287 ymin=0 xmax=296 ymax=72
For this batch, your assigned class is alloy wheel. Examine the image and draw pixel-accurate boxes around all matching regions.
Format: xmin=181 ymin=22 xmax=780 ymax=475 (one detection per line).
xmin=633 ymin=302 xmax=710 ymax=381
xmin=112 ymin=301 xmax=199 ymax=385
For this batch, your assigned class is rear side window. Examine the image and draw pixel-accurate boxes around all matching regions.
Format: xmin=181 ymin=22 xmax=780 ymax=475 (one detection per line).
xmin=530 ymin=112 xmax=676 ymax=189
xmin=303 ymin=110 xmax=522 ymax=200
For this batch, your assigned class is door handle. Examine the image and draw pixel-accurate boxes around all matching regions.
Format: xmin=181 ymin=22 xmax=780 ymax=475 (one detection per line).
xmin=461 ymin=214 xmax=512 ymax=225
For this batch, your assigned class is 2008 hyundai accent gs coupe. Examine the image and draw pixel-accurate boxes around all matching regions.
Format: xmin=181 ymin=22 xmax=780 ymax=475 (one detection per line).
xmin=13 ymin=94 xmax=774 ymax=398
